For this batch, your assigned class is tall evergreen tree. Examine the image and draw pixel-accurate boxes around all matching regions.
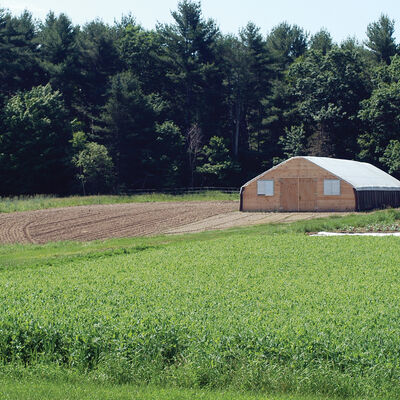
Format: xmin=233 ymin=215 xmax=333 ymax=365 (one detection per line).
xmin=366 ymin=14 xmax=397 ymax=65
xmin=240 ymin=23 xmax=272 ymax=154
xmin=310 ymin=29 xmax=333 ymax=55
xmin=0 ymin=10 xmax=41 ymax=104
xmin=266 ymin=22 xmax=308 ymax=72
xmin=77 ymin=20 xmax=121 ymax=135
xmin=37 ymin=12 xmax=82 ymax=110
xmin=156 ymin=0 xmax=225 ymax=184
xmin=100 ymin=72 xmax=158 ymax=188
xmin=221 ymin=23 xmax=272 ymax=161
xmin=157 ymin=1 xmax=221 ymax=134
xmin=221 ymin=34 xmax=249 ymax=159
xmin=117 ymin=22 xmax=162 ymax=94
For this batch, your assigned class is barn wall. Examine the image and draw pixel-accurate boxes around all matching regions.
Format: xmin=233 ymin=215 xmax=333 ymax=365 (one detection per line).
xmin=356 ymin=190 xmax=400 ymax=211
xmin=242 ymin=158 xmax=356 ymax=211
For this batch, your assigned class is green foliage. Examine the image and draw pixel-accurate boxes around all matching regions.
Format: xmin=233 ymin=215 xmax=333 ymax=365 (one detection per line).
xmin=358 ymin=55 xmax=400 ymax=164
xmin=238 ymin=23 xmax=273 ymax=154
xmin=100 ymin=71 xmax=158 ymax=187
xmin=366 ymin=14 xmax=397 ymax=64
xmin=197 ymin=137 xmax=239 ymax=184
xmin=0 ymin=84 xmax=72 ymax=194
xmin=117 ymin=24 xmax=161 ymax=93
xmin=220 ymin=35 xmax=248 ymax=158
xmin=76 ymin=20 xmax=121 ymax=130
xmin=278 ymin=125 xmax=306 ymax=158
xmin=309 ymin=29 xmax=333 ymax=55
xmin=151 ymin=121 xmax=185 ymax=187
xmin=380 ymin=140 xmax=400 ymax=175
xmin=156 ymin=0 xmax=224 ymax=161
xmin=288 ymin=47 xmax=369 ymax=157
xmin=266 ymin=22 xmax=308 ymax=70
xmin=2 ymin=226 xmax=400 ymax=397
xmin=1 ymin=3 xmax=400 ymax=195
xmin=37 ymin=12 xmax=81 ymax=108
xmin=0 ymin=10 xmax=42 ymax=103
xmin=70 ymin=130 xmax=87 ymax=150
xmin=72 ymin=142 xmax=115 ymax=194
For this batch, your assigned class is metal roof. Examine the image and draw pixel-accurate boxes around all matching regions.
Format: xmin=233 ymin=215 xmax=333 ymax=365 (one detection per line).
xmin=242 ymin=156 xmax=400 ymax=191
xmin=303 ymin=156 xmax=400 ymax=191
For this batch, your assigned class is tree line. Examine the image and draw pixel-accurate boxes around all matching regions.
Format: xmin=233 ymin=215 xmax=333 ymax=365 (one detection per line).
xmin=1 ymin=1 xmax=400 ymax=195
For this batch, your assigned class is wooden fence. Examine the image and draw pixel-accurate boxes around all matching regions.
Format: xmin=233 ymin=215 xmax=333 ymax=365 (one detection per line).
xmin=121 ymin=187 xmax=240 ymax=195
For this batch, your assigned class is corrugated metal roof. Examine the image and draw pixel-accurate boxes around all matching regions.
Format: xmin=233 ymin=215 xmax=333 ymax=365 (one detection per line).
xmin=303 ymin=156 xmax=400 ymax=191
xmin=242 ymin=156 xmax=400 ymax=191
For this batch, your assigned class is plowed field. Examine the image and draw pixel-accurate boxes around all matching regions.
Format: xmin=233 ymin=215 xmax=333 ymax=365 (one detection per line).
xmin=0 ymin=201 xmax=348 ymax=244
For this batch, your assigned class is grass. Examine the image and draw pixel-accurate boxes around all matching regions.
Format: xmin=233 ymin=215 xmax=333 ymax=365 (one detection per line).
xmin=2 ymin=207 xmax=400 ymax=398
xmin=0 ymin=372 xmax=341 ymax=400
xmin=2 ymin=215 xmax=400 ymax=398
xmin=0 ymin=192 xmax=239 ymax=213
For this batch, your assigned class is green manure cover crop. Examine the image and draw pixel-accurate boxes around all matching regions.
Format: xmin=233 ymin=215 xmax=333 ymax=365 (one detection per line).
xmin=1 ymin=233 xmax=400 ymax=398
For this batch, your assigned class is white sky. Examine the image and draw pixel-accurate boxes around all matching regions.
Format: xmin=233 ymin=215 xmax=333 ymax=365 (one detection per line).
xmin=2 ymin=0 xmax=400 ymax=43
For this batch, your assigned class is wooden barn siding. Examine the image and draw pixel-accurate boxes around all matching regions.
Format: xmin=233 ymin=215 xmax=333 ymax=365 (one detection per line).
xmin=242 ymin=158 xmax=356 ymax=211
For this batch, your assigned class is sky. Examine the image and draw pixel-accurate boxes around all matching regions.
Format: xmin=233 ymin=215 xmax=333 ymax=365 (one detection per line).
xmin=2 ymin=0 xmax=400 ymax=43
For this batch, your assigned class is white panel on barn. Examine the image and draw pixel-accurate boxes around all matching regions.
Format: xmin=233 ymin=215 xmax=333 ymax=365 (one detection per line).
xmin=257 ymin=180 xmax=274 ymax=196
xmin=324 ymin=179 xmax=340 ymax=195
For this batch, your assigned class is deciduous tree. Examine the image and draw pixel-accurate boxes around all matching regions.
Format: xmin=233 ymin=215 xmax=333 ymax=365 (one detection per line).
xmin=0 ymin=84 xmax=72 ymax=194
xmin=358 ymin=55 xmax=400 ymax=164
xmin=72 ymin=140 xmax=115 ymax=195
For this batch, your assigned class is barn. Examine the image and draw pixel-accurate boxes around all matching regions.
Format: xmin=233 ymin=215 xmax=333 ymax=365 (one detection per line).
xmin=240 ymin=156 xmax=400 ymax=212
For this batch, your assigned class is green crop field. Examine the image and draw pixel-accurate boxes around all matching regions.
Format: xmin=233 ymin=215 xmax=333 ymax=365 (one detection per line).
xmin=1 ymin=212 xmax=400 ymax=399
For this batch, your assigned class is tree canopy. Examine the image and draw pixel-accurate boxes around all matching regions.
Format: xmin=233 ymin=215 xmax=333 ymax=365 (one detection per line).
xmin=1 ymin=3 xmax=400 ymax=194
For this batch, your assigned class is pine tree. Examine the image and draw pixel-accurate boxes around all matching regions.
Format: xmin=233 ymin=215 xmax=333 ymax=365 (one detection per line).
xmin=366 ymin=14 xmax=397 ymax=64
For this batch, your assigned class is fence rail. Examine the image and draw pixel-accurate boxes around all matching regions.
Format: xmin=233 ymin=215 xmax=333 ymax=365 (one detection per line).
xmin=121 ymin=187 xmax=240 ymax=195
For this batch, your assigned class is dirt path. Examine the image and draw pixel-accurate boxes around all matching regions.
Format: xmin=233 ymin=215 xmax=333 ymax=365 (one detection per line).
xmin=166 ymin=211 xmax=348 ymax=234
xmin=0 ymin=201 xmax=349 ymax=244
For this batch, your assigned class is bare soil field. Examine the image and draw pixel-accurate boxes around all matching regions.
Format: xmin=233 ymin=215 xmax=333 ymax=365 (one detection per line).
xmin=0 ymin=201 xmax=348 ymax=244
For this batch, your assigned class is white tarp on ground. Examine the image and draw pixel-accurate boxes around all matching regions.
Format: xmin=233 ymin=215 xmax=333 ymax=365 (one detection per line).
xmin=310 ymin=232 xmax=400 ymax=236
xmin=304 ymin=156 xmax=400 ymax=191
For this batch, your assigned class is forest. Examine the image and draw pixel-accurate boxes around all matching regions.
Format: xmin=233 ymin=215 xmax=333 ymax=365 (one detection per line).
xmin=1 ymin=0 xmax=400 ymax=195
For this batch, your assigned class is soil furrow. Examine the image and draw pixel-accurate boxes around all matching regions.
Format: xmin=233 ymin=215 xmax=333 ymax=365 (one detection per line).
xmin=0 ymin=202 xmax=348 ymax=244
